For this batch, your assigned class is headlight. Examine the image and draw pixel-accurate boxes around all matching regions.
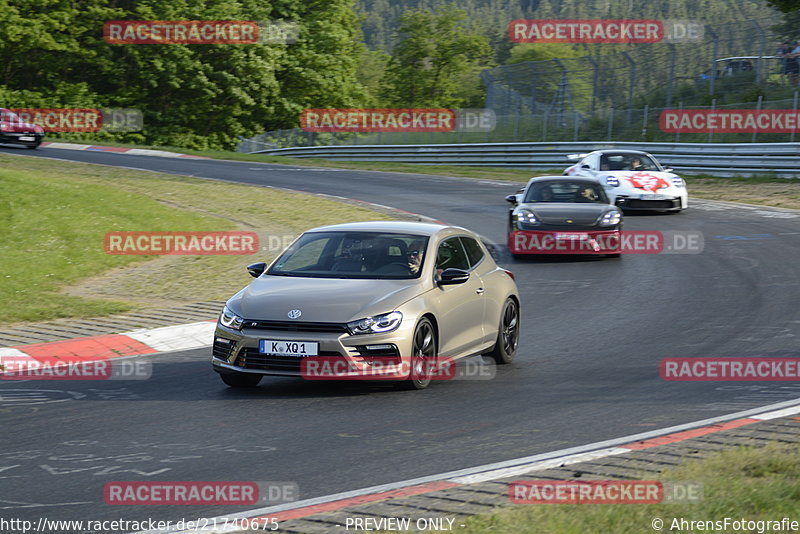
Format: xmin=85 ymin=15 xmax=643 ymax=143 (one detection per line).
xmin=671 ymin=176 xmax=684 ymax=187
xmin=219 ymin=305 xmax=244 ymax=330
xmin=515 ymin=209 xmax=539 ymax=226
xmin=604 ymin=176 xmax=619 ymax=187
xmin=347 ymin=311 xmax=403 ymax=335
xmin=600 ymin=211 xmax=621 ymax=226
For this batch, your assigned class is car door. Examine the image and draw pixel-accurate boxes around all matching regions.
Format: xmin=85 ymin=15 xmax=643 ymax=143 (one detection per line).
xmin=431 ymin=236 xmax=486 ymax=358
xmin=459 ymin=236 xmax=497 ymax=346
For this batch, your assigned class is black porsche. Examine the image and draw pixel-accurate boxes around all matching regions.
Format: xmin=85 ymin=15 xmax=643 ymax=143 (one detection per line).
xmin=506 ymin=177 xmax=624 ymax=258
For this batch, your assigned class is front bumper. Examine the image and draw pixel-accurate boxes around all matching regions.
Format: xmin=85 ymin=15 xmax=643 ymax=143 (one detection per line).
xmin=0 ymin=132 xmax=44 ymax=147
xmin=211 ymin=319 xmax=417 ymax=380
xmin=508 ymin=229 xmax=622 ymax=255
xmin=614 ymin=195 xmax=682 ymax=211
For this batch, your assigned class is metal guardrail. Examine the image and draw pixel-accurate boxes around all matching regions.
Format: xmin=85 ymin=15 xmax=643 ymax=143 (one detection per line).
xmin=250 ymin=141 xmax=800 ymax=176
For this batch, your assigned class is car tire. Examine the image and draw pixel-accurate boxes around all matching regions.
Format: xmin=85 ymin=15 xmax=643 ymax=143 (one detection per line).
xmin=401 ymin=317 xmax=437 ymax=390
xmin=607 ymin=253 xmax=622 ymax=259
xmin=219 ymin=372 xmax=262 ymax=388
xmin=487 ymin=298 xmax=519 ymax=364
xmin=25 ymin=144 xmax=39 ymax=150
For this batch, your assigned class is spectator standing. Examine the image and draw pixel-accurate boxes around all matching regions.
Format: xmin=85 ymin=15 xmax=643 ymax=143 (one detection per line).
xmin=787 ymin=41 xmax=800 ymax=87
xmin=776 ymin=41 xmax=792 ymax=85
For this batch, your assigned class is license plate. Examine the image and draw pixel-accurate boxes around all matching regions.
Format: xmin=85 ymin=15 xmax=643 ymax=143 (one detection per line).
xmin=555 ymin=232 xmax=588 ymax=240
xmin=19 ymin=136 xmax=35 ymax=141
xmin=259 ymin=339 xmax=318 ymax=356
xmin=640 ymin=194 xmax=667 ymax=200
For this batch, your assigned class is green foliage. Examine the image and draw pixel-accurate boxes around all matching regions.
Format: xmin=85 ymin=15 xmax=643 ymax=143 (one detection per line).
xmin=507 ymin=43 xmax=585 ymax=65
xmin=381 ymin=5 xmax=492 ymax=107
xmin=0 ymin=0 xmax=368 ymax=149
xmin=767 ymin=0 xmax=800 ymax=13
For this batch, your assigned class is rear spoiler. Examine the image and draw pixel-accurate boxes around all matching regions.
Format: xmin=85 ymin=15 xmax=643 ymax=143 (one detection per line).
xmin=566 ymin=153 xmax=588 ymax=161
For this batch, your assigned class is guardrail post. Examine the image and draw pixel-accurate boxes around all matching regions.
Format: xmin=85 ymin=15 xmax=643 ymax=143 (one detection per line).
xmin=792 ymin=91 xmax=798 ymax=143
xmin=752 ymin=95 xmax=763 ymax=143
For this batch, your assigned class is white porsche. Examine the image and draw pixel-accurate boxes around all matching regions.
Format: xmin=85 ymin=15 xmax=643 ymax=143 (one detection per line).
xmin=563 ymin=150 xmax=688 ymax=212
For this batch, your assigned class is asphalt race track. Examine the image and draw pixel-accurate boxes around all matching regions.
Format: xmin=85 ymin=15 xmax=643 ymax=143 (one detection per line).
xmin=1 ymin=145 xmax=799 ymax=527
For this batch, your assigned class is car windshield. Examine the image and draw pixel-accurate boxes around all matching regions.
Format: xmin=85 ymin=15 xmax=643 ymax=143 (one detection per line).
xmin=599 ymin=153 xmax=660 ymax=171
xmin=523 ymin=181 xmax=609 ymax=204
xmin=267 ymin=231 xmax=429 ymax=279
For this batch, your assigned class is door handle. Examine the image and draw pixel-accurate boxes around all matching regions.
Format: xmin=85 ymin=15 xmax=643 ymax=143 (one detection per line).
xmin=476 ymin=287 xmax=485 ymax=295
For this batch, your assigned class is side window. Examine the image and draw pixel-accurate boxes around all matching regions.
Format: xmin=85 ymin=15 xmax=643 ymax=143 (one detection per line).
xmin=459 ymin=237 xmax=484 ymax=268
xmin=435 ymin=237 xmax=470 ymax=271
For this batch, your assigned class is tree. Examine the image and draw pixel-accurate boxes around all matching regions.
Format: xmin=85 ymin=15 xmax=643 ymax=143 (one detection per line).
xmin=0 ymin=0 xmax=369 ymax=149
xmin=381 ymin=5 xmax=492 ymax=108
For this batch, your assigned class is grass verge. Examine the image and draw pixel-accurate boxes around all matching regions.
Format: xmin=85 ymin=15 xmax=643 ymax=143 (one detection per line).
xmin=440 ymin=443 xmax=800 ymax=534
xmin=0 ymin=153 xmax=391 ymax=324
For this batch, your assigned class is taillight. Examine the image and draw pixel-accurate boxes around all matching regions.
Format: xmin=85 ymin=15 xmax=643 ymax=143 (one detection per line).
xmin=502 ymin=269 xmax=515 ymax=281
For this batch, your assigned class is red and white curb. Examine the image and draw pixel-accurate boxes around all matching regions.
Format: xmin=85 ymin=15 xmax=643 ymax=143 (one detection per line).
xmin=136 ymin=398 xmax=800 ymax=533
xmin=40 ymin=142 xmax=210 ymax=160
xmin=0 ymin=321 xmax=215 ymax=370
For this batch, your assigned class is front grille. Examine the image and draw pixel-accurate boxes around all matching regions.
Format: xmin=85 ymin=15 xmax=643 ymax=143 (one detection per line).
xmin=212 ymin=338 xmax=237 ymax=360
xmin=243 ymin=320 xmax=348 ymax=333
xmin=623 ymin=199 xmax=678 ymax=209
xmin=355 ymin=344 xmax=400 ymax=358
xmin=534 ymin=223 xmax=601 ymax=231
xmin=235 ymin=348 xmax=344 ymax=372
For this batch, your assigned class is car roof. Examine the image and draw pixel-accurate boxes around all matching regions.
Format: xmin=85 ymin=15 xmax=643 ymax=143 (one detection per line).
xmin=308 ymin=220 xmax=460 ymax=237
xmin=525 ymin=175 xmax=602 ymax=186
xmin=590 ymin=149 xmax=653 ymax=157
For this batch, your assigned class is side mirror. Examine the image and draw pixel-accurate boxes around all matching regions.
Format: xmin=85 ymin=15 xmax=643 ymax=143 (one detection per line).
xmin=505 ymin=194 xmax=518 ymax=205
xmin=247 ymin=262 xmax=267 ymax=278
xmin=437 ymin=268 xmax=470 ymax=286
xmin=664 ymin=167 xmax=674 ymax=173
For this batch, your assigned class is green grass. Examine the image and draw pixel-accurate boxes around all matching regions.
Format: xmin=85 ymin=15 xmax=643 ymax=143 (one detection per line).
xmin=443 ymin=444 xmax=800 ymax=534
xmin=0 ymin=154 xmax=391 ymax=324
